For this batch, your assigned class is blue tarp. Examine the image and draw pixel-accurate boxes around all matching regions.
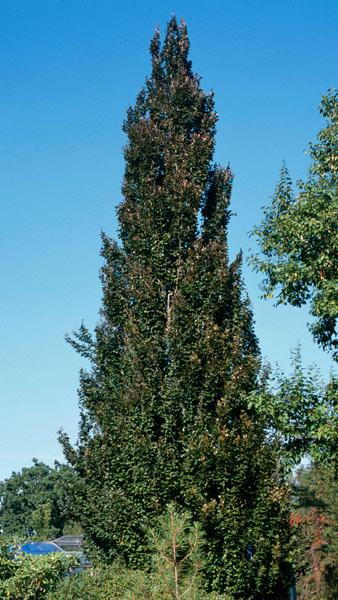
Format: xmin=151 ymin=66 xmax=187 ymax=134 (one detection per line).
xmin=21 ymin=541 xmax=63 ymax=555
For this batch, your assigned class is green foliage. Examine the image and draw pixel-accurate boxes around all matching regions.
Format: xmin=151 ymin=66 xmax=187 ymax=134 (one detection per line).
xmin=0 ymin=548 xmax=75 ymax=600
xmin=291 ymin=462 xmax=338 ymax=600
xmin=0 ymin=459 xmax=79 ymax=538
xmin=52 ymin=508 xmax=227 ymax=600
xmin=0 ymin=539 xmax=17 ymax=581
xmin=250 ymin=89 xmax=338 ymax=358
xmin=30 ymin=503 xmax=55 ymax=541
xmin=149 ymin=503 xmax=204 ymax=599
xmin=247 ymin=350 xmax=337 ymax=596
xmin=61 ymin=17 xmax=291 ymax=598
xmin=51 ymin=565 xmax=228 ymax=599
xmin=248 ymin=348 xmax=338 ymax=467
xmin=50 ymin=566 xmax=155 ymax=600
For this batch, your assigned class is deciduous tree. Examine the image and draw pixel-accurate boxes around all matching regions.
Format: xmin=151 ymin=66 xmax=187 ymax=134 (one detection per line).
xmin=0 ymin=459 xmax=78 ymax=538
xmin=251 ymin=90 xmax=338 ymax=358
xmin=61 ymin=18 xmax=291 ymax=598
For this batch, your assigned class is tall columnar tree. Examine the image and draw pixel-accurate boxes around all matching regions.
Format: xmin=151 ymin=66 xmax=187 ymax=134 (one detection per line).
xmin=61 ymin=18 xmax=290 ymax=598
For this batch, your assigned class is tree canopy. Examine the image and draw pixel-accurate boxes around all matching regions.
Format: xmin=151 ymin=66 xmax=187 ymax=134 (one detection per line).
xmin=248 ymin=348 xmax=338 ymax=468
xmin=60 ymin=17 xmax=291 ymax=598
xmin=251 ymin=90 xmax=338 ymax=358
xmin=0 ymin=459 xmax=78 ymax=539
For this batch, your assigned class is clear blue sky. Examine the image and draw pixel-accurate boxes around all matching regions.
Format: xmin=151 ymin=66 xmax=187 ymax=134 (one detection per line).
xmin=1 ymin=0 xmax=337 ymax=480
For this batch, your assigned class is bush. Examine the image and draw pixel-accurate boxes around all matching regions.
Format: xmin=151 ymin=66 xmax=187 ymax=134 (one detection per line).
xmin=51 ymin=505 xmax=229 ymax=599
xmin=51 ymin=566 xmax=228 ymax=599
xmin=0 ymin=545 xmax=76 ymax=600
xmin=49 ymin=566 xmax=155 ymax=599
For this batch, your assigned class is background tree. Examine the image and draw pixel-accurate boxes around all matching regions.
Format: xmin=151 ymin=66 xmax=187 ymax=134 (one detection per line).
xmin=248 ymin=348 xmax=338 ymax=468
xmin=61 ymin=18 xmax=291 ymax=598
xmin=250 ymin=90 xmax=338 ymax=358
xmin=291 ymin=463 xmax=337 ymax=600
xmin=248 ymin=350 xmax=337 ymax=599
xmin=0 ymin=459 xmax=78 ymax=538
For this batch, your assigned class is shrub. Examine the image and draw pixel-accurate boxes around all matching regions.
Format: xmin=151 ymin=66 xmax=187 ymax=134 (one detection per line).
xmin=0 ymin=549 xmax=75 ymax=600
xmin=51 ymin=566 xmax=228 ymax=599
xmin=51 ymin=505 xmax=229 ymax=599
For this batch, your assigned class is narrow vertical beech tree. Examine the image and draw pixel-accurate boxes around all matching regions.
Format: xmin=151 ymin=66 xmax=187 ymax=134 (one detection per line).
xmin=61 ymin=18 xmax=291 ymax=598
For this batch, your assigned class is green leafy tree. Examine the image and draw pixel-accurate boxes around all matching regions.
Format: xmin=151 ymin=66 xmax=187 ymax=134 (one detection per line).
xmin=250 ymin=90 xmax=338 ymax=358
xmin=61 ymin=18 xmax=291 ymax=598
xmin=248 ymin=348 xmax=338 ymax=467
xmin=247 ymin=350 xmax=337 ymax=599
xmin=0 ymin=459 xmax=78 ymax=538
